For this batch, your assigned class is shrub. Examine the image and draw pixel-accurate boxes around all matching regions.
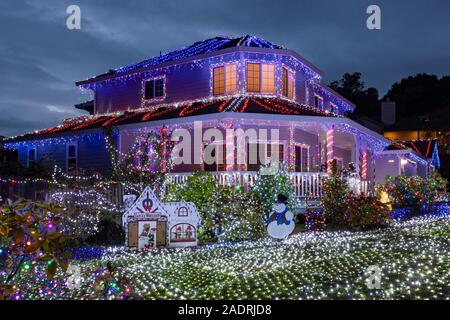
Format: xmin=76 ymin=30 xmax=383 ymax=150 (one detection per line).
xmin=344 ymin=196 xmax=391 ymax=230
xmin=252 ymin=163 xmax=299 ymax=217
xmin=305 ymin=209 xmax=326 ymax=232
xmin=217 ymin=187 xmax=265 ymax=242
xmin=165 ymin=171 xmax=220 ymax=241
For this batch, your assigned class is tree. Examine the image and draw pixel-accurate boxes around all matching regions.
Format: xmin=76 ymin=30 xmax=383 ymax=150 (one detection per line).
xmin=383 ymin=73 xmax=450 ymax=118
xmin=251 ymin=163 xmax=299 ymax=218
xmin=166 ymin=171 xmax=220 ymax=241
xmin=329 ymin=72 xmax=380 ymax=119
xmin=217 ymin=187 xmax=265 ymax=242
xmin=106 ymin=127 xmax=174 ymax=197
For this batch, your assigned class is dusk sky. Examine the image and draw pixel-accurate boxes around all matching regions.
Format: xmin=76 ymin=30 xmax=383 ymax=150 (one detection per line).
xmin=1 ymin=0 xmax=449 ymax=137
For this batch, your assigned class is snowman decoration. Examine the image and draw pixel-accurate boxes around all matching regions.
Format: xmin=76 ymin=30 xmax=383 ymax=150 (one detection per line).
xmin=266 ymin=194 xmax=295 ymax=240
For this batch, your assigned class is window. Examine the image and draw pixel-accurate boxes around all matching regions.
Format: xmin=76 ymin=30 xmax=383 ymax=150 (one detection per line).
xmin=261 ymin=64 xmax=275 ymax=93
xmin=267 ymin=143 xmax=284 ymax=163
xmin=170 ymin=224 xmax=195 ymax=242
xmin=213 ymin=64 xmax=237 ymax=96
xmin=144 ymin=78 xmax=165 ymax=100
xmin=225 ymin=64 xmax=237 ymax=94
xmin=294 ymin=145 xmax=309 ymax=172
xmin=247 ymin=63 xmax=260 ymax=92
xmin=330 ymin=103 xmax=336 ymax=114
xmin=247 ymin=143 xmax=283 ymax=171
xmin=178 ymin=207 xmax=188 ymax=217
xmin=67 ymin=144 xmax=77 ymax=172
xmin=282 ymin=67 xmax=295 ymax=99
xmin=28 ymin=148 xmax=36 ymax=168
xmin=314 ymin=95 xmax=324 ymax=110
xmin=213 ymin=66 xmax=225 ymax=95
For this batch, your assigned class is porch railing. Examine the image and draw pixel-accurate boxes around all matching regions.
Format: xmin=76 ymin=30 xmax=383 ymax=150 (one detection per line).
xmin=169 ymin=171 xmax=370 ymax=199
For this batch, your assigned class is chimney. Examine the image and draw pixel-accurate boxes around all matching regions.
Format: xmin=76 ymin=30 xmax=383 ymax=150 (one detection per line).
xmin=381 ymin=101 xmax=396 ymax=125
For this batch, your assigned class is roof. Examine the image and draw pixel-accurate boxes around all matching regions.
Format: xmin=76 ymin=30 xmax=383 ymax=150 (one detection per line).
xmin=386 ymin=139 xmax=439 ymax=159
xmin=77 ymin=35 xmax=285 ymax=85
xmin=4 ymin=97 xmax=339 ymax=142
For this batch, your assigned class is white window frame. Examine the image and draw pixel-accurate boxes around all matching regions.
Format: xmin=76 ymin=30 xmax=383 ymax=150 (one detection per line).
xmin=143 ymin=76 xmax=166 ymax=101
xmin=66 ymin=143 xmax=78 ymax=172
xmin=294 ymin=144 xmax=310 ymax=172
xmin=245 ymin=62 xmax=276 ymax=94
xmin=282 ymin=65 xmax=296 ymax=100
xmin=212 ymin=63 xmax=238 ymax=96
xmin=314 ymin=94 xmax=324 ymax=110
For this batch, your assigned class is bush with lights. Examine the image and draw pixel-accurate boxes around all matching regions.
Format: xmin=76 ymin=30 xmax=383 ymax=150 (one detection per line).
xmin=166 ymin=171 xmax=220 ymax=242
xmin=251 ymin=162 xmax=299 ymax=219
xmin=217 ymin=186 xmax=265 ymax=242
xmin=0 ymin=199 xmax=72 ymax=299
xmin=322 ymin=160 xmax=391 ymax=230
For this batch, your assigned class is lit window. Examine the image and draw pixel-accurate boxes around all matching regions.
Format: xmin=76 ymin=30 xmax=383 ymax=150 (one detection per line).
xmin=261 ymin=64 xmax=275 ymax=93
xmin=282 ymin=67 xmax=295 ymax=99
xmin=28 ymin=148 xmax=36 ymax=168
xmin=67 ymin=144 xmax=77 ymax=172
xmin=225 ymin=64 xmax=237 ymax=94
xmin=246 ymin=63 xmax=261 ymax=92
xmin=144 ymin=78 xmax=165 ymax=100
xmin=213 ymin=66 xmax=225 ymax=95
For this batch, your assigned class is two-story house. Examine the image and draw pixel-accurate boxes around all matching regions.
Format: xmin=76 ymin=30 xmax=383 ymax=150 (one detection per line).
xmin=2 ymin=35 xmax=432 ymax=198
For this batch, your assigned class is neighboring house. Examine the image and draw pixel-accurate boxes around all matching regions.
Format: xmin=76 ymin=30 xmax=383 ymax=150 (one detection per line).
xmin=1 ymin=35 xmax=433 ymax=198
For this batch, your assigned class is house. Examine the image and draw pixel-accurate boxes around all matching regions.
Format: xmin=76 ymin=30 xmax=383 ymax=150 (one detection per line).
xmin=1 ymin=35 xmax=434 ymax=198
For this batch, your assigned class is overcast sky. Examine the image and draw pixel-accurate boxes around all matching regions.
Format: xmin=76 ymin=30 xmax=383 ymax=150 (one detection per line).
xmin=0 ymin=0 xmax=449 ymax=137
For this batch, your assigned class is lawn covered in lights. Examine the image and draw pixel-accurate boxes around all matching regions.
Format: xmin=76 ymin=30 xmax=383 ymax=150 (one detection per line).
xmin=56 ymin=214 xmax=450 ymax=300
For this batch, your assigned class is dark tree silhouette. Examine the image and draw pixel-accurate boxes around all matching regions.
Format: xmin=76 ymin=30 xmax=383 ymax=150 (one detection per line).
xmin=329 ymin=72 xmax=380 ymax=119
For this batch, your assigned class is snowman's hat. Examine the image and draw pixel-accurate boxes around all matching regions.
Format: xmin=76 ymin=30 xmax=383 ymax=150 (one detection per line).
xmin=276 ymin=194 xmax=288 ymax=204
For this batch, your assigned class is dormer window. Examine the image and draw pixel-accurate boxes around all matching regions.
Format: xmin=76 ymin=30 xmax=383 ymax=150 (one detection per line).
xmin=247 ymin=63 xmax=275 ymax=94
xmin=314 ymin=95 xmax=324 ymax=110
xmin=144 ymin=77 xmax=165 ymax=100
xmin=213 ymin=64 xmax=237 ymax=96
xmin=282 ymin=67 xmax=295 ymax=99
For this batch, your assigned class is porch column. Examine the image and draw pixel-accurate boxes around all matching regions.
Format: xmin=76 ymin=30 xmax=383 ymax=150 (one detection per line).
xmin=326 ymin=127 xmax=334 ymax=173
xmin=352 ymin=135 xmax=361 ymax=177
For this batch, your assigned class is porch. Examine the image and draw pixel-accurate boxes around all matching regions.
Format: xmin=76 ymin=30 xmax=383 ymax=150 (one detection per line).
xmin=169 ymin=171 xmax=371 ymax=199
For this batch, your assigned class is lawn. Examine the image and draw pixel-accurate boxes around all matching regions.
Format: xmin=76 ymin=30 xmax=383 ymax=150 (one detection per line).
xmin=14 ymin=212 xmax=450 ymax=300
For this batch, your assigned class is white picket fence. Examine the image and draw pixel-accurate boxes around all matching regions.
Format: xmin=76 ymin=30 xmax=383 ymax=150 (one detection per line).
xmin=169 ymin=171 xmax=371 ymax=199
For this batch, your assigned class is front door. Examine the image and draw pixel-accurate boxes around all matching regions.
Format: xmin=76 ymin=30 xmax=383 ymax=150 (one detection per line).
xmin=128 ymin=222 xmax=138 ymax=247
xmin=156 ymin=221 xmax=167 ymax=247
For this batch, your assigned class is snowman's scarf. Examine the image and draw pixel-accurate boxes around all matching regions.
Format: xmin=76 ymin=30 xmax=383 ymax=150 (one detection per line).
xmin=275 ymin=207 xmax=290 ymax=225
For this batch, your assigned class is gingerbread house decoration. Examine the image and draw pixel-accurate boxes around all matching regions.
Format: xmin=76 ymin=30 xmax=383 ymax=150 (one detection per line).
xmin=122 ymin=187 xmax=200 ymax=249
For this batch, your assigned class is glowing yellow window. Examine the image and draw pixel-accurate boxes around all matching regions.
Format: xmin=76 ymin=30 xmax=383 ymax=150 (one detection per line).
xmin=246 ymin=63 xmax=260 ymax=92
xmin=261 ymin=64 xmax=275 ymax=93
xmin=282 ymin=67 xmax=295 ymax=99
xmin=213 ymin=66 xmax=225 ymax=95
xmin=225 ymin=64 xmax=237 ymax=94
xmin=287 ymin=70 xmax=295 ymax=99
